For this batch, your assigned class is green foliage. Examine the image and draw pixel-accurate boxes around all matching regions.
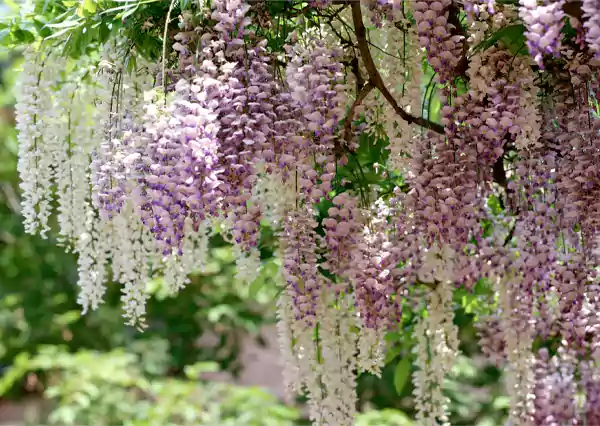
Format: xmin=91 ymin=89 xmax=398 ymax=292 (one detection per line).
xmin=0 ymin=209 xmax=282 ymax=395
xmin=0 ymin=343 xmax=301 ymax=426
xmin=357 ymin=293 xmax=507 ymax=425
xmin=0 ymin=52 xmax=282 ymax=394
xmin=355 ymin=409 xmax=414 ymax=426
xmin=1 ymin=344 xmax=430 ymax=426
xmin=0 ymin=0 xmax=200 ymax=60
xmin=476 ymin=24 xmax=527 ymax=55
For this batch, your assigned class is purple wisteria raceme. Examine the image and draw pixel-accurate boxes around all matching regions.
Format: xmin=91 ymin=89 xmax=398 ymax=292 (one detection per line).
xmin=352 ymin=199 xmax=401 ymax=333
xmin=463 ymin=0 xmax=496 ymax=23
xmin=519 ymin=0 xmax=565 ymax=67
xmin=582 ymin=0 xmax=600 ymax=57
xmin=209 ymin=0 xmax=284 ymax=281
xmin=282 ymin=35 xmax=347 ymax=318
xmin=363 ymin=0 xmax=402 ymax=27
xmin=413 ymin=0 xmax=464 ymax=83
xmin=510 ymin=143 xmax=559 ymax=333
xmin=132 ymin=77 xmax=222 ymax=255
xmin=91 ymin=64 xmax=151 ymax=219
xmin=581 ymin=361 xmax=600 ymax=424
xmin=532 ymin=349 xmax=578 ymax=426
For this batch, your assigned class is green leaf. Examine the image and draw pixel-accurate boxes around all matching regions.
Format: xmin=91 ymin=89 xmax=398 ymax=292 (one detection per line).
xmin=184 ymin=361 xmax=220 ymax=379
xmin=0 ymin=28 xmax=10 ymax=46
xmin=207 ymin=304 xmax=235 ymax=322
xmin=394 ymin=357 xmax=411 ymax=395
xmin=0 ymin=352 xmax=31 ymax=396
xmin=493 ymin=395 xmax=511 ymax=410
xmin=32 ymin=18 xmax=53 ymax=38
xmin=248 ymin=277 xmax=264 ymax=300
xmin=267 ymin=0 xmax=285 ymax=15
xmin=384 ymin=345 xmax=402 ymax=364
xmin=54 ymin=310 xmax=81 ymax=326
xmin=45 ymin=19 xmax=83 ymax=29
xmin=478 ymin=24 xmax=525 ymax=53
xmin=12 ymin=28 xmax=36 ymax=43
xmin=98 ymin=21 xmax=111 ymax=44
xmin=121 ymin=3 xmax=141 ymax=19
xmin=84 ymin=0 xmax=97 ymax=13
xmin=428 ymin=89 xmax=441 ymax=123
xmin=46 ymin=25 xmax=77 ymax=41
xmin=2 ymin=0 xmax=19 ymax=11
xmin=487 ymin=194 xmax=503 ymax=216
xmin=77 ymin=0 xmax=97 ymax=16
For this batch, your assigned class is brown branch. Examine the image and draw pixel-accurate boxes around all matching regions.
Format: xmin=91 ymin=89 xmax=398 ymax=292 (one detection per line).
xmin=418 ymin=280 xmax=438 ymax=290
xmin=343 ymin=81 xmax=374 ymax=142
xmin=493 ymin=155 xmax=508 ymax=189
xmin=287 ymin=5 xmax=312 ymax=18
xmin=349 ymin=57 xmax=365 ymax=91
xmin=350 ymin=3 xmax=445 ymax=135
xmin=563 ymin=0 xmax=583 ymax=21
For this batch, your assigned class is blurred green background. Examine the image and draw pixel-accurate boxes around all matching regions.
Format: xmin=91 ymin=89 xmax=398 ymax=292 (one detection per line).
xmin=0 ymin=30 xmax=509 ymax=426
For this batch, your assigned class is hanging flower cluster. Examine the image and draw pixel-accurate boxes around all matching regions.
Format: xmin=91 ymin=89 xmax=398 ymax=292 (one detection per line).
xmin=13 ymin=0 xmax=600 ymax=424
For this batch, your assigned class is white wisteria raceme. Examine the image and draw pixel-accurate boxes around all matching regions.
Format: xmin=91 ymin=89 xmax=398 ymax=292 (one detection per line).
xmin=412 ymin=278 xmax=458 ymax=426
xmin=16 ymin=49 xmax=64 ymax=237
xmin=12 ymin=0 xmax=600 ymax=424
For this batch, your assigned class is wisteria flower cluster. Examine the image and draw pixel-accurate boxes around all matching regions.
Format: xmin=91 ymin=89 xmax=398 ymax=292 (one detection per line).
xmin=12 ymin=0 xmax=600 ymax=424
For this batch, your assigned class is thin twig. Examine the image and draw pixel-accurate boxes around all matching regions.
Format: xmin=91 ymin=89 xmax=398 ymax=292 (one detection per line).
xmin=161 ymin=0 xmax=178 ymax=102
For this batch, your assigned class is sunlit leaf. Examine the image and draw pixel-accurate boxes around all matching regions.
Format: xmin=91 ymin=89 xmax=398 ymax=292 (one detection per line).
xmin=394 ymin=356 xmax=411 ymax=395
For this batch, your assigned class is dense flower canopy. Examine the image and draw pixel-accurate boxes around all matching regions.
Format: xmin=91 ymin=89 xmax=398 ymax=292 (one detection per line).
xmin=10 ymin=0 xmax=600 ymax=424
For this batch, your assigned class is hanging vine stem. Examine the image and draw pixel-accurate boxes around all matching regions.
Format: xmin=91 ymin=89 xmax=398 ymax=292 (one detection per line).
xmin=161 ymin=0 xmax=178 ymax=102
